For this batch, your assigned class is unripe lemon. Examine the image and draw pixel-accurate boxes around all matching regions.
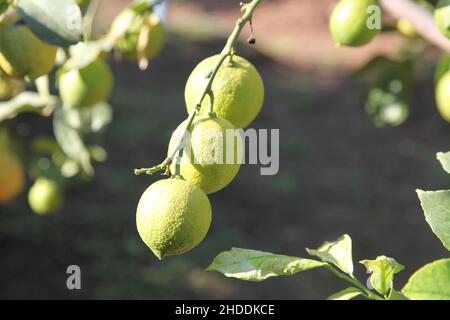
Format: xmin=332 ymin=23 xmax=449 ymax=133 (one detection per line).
xmin=110 ymin=9 xmax=165 ymax=61
xmin=136 ymin=178 xmax=212 ymax=259
xmin=0 ymin=0 xmax=8 ymax=15
xmin=168 ymin=115 xmax=243 ymax=194
xmin=0 ymin=14 xmax=57 ymax=81
xmin=329 ymin=0 xmax=381 ymax=47
xmin=0 ymin=149 xmax=25 ymax=204
xmin=28 ymin=178 xmax=64 ymax=215
xmin=435 ymin=0 xmax=450 ymax=38
xmin=436 ymin=71 xmax=450 ymax=122
xmin=58 ymin=59 xmax=113 ymax=108
xmin=185 ymin=55 xmax=264 ymax=129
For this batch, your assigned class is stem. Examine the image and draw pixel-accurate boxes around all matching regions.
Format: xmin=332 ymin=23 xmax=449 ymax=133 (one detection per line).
xmin=83 ymin=0 xmax=100 ymax=41
xmin=380 ymin=0 xmax=450 ymax=52
xmin=325 ymin=265 xmax=384 ymax=300
xmin=135 ymin=0 xmax=262 ymax=176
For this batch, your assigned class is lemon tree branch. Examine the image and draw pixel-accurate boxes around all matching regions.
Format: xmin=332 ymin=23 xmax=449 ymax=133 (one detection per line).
xmin=380 ymin=0 xmax=450 ymax=52
xmin=135 ymin=0 xmax=262 ymax=176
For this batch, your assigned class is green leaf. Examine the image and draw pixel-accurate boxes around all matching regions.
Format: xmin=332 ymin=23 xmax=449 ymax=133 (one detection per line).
xmin=53 ymin=107 xmax=93 ymax=176
xmin=417 ymin=189 xmax=450 ymax=251
xmin=306 ymin=234 xmax=354 ymax=277
xmin=206 ymin=248 xmax=325 ymax=282
xmin=0 ymin=91 xmax=54 ymax=121
xmin=435 ymin=55 xmax=450 ymax=84
xmin=65 ymin=40 xmax=114 ymax=69
xmin=360 ymin=256 xmax=404 ymax=296
xmin=17 ymin=0 xmax=83 ymax=47
xmin=327 ymin=287 xmax=362 ymax=300
xmin=402 ymin=259 xmax=450 ymax=300
xmin=388 ymin=290 xmax=408 ymax=300
xmin=57 ymin=102 xmax=113 ymax=133
xmin=437 ymin=152 xmax=450 ymax=174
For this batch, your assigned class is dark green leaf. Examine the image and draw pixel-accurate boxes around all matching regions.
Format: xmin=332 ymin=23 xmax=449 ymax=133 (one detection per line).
xmin=327 ymin=287 xmax=362 ymax=300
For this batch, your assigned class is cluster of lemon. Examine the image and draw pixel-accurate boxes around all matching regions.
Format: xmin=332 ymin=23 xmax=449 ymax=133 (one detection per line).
xmin=329 ymin=0 xmax=450 ymax=124
xmin=0 ymin=3 xmax=165 ymax=214
xmin=136 ymin=54 xmax=265 ymax=259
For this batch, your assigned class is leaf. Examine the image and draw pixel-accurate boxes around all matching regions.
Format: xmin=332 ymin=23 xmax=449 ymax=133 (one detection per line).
xmin=206 ymin=248 xmax=325 ymax=282
xmin=327 ymin=287 xmax=362 ymax=300
xmin=57 ymin=102 xmax=113 ymax=133
xmin=65 ymin=40 xmax=114 ymax=69
xmin=306 ymin=234 xmax=354 ymax=277
xmin=402 ymin=259 xmax=450 ymax=300
xmin=360 ymin=256 xmax=405 ymax=296
xmin=435 ymin=55 xmax=450 ymax=84
xmin=388 ymin=290 xmax=408 ymax=300
xmin=0 ymin=91 xmax=54 ymax=121
xmin=17 ymin=0 xmax=83 ymax=47
xmin=417 ymin=189 xmax=450 ymax=251
xmin=437 ymin=152 xmax=450 ymax=174
xmin=53 ymin=107 xmax=93 ymax=176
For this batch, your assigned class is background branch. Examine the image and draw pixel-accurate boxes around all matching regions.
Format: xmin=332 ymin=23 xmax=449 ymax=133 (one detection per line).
xmin=380 ymin=0 xmax=450 ymax=52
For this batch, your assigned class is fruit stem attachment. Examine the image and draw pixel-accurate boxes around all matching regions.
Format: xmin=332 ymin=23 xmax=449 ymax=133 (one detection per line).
xmin=134 ymin=0 xmax=262 ymax=176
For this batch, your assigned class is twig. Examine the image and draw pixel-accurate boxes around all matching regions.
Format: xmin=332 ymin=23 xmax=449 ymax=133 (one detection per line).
xmin=380 ymin=0 xmax=450 ymax=52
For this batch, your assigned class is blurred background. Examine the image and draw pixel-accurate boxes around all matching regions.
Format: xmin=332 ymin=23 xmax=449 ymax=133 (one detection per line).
xmin=1 ymin=0 xmax=449 ymax=299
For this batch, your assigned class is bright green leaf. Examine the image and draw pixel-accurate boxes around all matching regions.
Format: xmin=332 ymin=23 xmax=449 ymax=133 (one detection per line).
xmin=417 ymin=189 xmax=450 ymax=251
xmin=388 ymin=290 xmax=408 ymax=300
xmin=17 ymin=0 xmax=83 ymax=47
xmin=327 ymin=287 xmax=362 ymax=300
xmin=206 ymin=248 xmax=325 ymax=282
xmin=360 ymin=256 xmax=404 ymax=296
xmin=437 ymin=152 xmax=450 ymax=174
xmin=402 ymin=259 xmax=450 ymax=300
xmin=306 ymin=234 xmax=354 ymax=277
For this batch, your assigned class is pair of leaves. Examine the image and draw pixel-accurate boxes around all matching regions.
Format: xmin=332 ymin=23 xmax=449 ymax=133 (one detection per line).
xmin=17 ymin=0 xmax=83 ymax=47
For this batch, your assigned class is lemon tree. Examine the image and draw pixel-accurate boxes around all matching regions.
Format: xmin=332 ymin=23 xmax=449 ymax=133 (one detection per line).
xmin=28 ymin=178 xmax=64 ymax=215
xmin=136 ymin=178 xmax=212 ymax=259
xmin=168 ymin=114 xmax=242 ymax=194
xmin=185 ymin=55 xmax=264 ymax=129
xmin=0 ymin=148 xmax=25 ymax=204
xmin=329 ymin=0 xmax=380 ymax=47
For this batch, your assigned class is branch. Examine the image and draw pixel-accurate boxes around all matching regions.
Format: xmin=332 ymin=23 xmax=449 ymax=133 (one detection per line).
xmin=135 ymin=0 xmax=262 ymax=176
xmin=379 ymin=0 xmax=450 ymax=52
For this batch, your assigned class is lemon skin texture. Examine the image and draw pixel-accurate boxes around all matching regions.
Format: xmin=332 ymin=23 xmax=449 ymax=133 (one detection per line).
xmin=329 ymin=0 xmax=380 ymax=47
xmin=136 ymin=178 xmax=212 ymax=260
xmin=28 ymin=178 xmax=64 ymax=215
xmin=436 ymin=71 xmax=450 ymax=122
xmin=0 ymin=15 xmax=57 ymax=81
xmin=185 ymin=55 xmax=264 ymax=129
xmin=0 ymin=149 xmax=25 ymax=204
xmin=58 ymin=59 xmax=113 ymax=109
xmin=111 ymin=9 xmax=165 ymax=60
xmin=435 ymin=0 xmax=450 ymax=38
xmin=168 ymin=115 xmax=243 ymax=194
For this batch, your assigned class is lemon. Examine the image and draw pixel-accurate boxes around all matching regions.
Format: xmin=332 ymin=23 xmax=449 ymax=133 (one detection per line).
xmin=168 ymin=114 xmax=242 ymax=194
xmin=0 ymin=148 xmax=25 ymax=204
xmin=435 ymin=0 xmax=450 ymax=38
xmin=110 ymin=9 xmax=165 ymax=61
xmin=185 ymin=55 xmax=264 ymax=129
xmin=436 ymin=71 xmax=450 ymax=122
xmin=329 ymin=0 xmax=381 ymax=47
xmin=397 ymin=19 xmax=417 ymax=38
xmin=28 ymin=178 xmax=64 ymax=215
xmin=0 ymin=14 xmax=57 ymax=81
xmin=136 ymin=178 xmax=212 ymax=259
xmin=0 ymin=72 xmax=21 ymax=100
xmin=0 ymin=0 xmax=8 ymax=15
xmin=58 ymin=59 xmax=113 ymax=108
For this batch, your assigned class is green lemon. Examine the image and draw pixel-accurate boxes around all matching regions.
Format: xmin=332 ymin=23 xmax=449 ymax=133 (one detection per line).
xmin=110 ymin=9 xmax=165 ymax=61
xmin=435 ymin=0 xmax=450 ymax=38
xmin=136 ymin=178 xmax=212 ymax=259
xmin=28 ymin=178 xmax=64 ymax=215
xmin=0 ymin=148 xmax=25 ymax=204
xmin=0 ymin=14 xmax=57 ymax=81
xmin=185 ymin=55 xmax=264 ymax=129
xmin=0 ymin=72 xmax=21 ymax=100
xmin=58 ymin=59 xmax=113 ymax=108
xmin=436 ymin=71 xmax=450 ymax=122
xmin=0 ymin=0 xmax=8 ymax=15
xmin=329 ymin=0 xmax=381 ymax=47
xmin=168 ymin=114 xmax=243 ymax=194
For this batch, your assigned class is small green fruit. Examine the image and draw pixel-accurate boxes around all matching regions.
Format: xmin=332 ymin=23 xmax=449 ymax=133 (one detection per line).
xmin=435 ymin=0 xmax=450 ymax=38
xmin=436 ymin=71 xmax=450 ymax=122
xmin=28 ymin=178 xmax=64 ymax=215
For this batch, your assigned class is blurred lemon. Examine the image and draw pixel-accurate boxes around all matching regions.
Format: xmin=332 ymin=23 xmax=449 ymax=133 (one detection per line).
xmin=397 ymin=19 xmax=417 ymax=38
xmin=185 ymin=55 xmax=264 ymax=129
xmin=435 ymin=0 xmax=450 ymax=38
xmin=168 ymin=114 xmax=242 ymax=194
xmin=58 ymin=59 xmax=113 ymax=108
xmin=136 ymin=178 xmax=212 ymax=259
xmin=28 ymin=178 xmax=64 ymax=215
xmin=0 ymin=148 xmax=25 ymax=204
xmin=0 ymin=14 xmax=57 ymax=81
xmin=436 ymin=71 xmax=450 ymax=122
